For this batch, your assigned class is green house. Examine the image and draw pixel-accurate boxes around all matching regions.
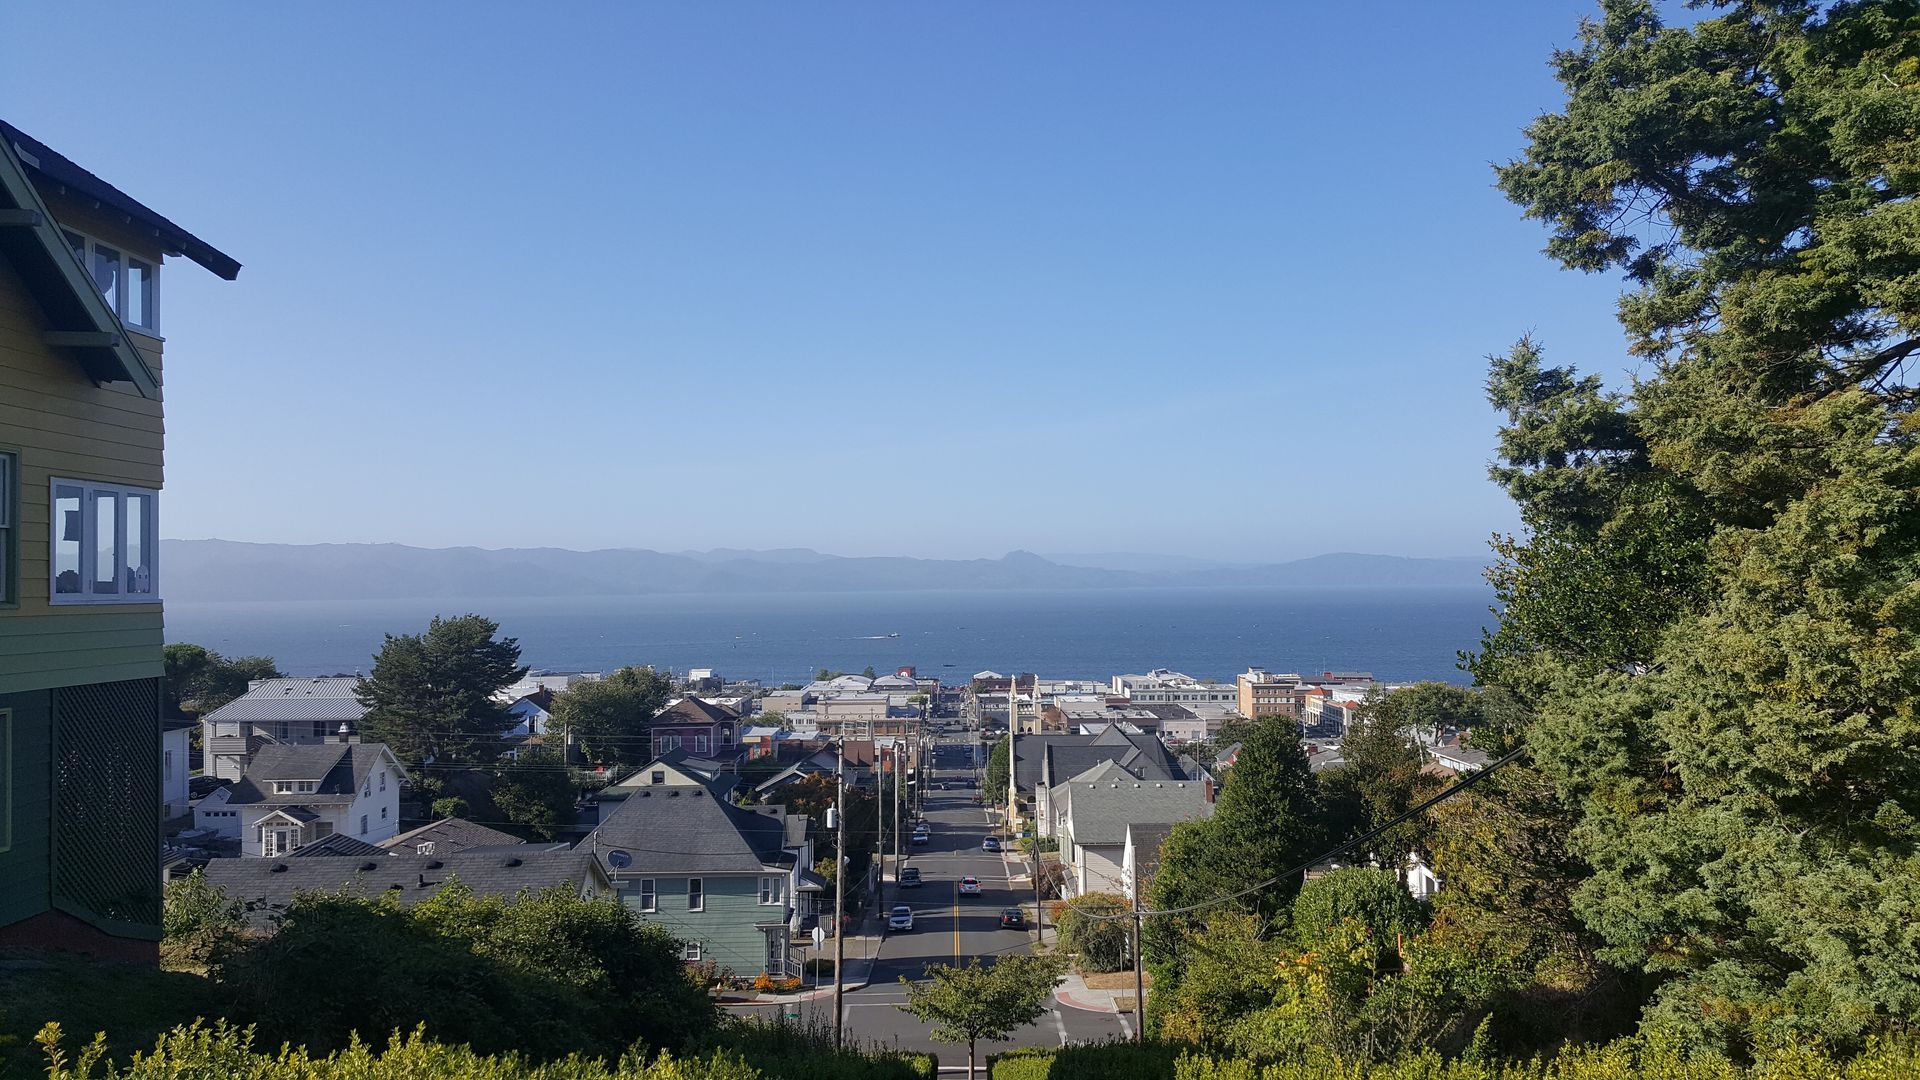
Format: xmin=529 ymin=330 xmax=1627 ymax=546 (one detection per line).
xmin=585 ymin=765 xmax=820 ymax=979
xmin=0 ymin=121 xmax=239 ymax=958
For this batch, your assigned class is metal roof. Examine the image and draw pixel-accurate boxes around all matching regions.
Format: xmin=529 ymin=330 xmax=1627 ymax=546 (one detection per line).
xmin=204 ymin=678 xmax=368 ymax=724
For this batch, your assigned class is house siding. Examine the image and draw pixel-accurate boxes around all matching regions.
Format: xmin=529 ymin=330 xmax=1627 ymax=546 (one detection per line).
xmin=619 ymin=872 xmax=790 ymax=976
xmin=0 ymin=252 xmax=166 ymax=696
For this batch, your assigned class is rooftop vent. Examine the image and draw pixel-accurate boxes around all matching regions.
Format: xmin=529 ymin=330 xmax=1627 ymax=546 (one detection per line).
xmin=503 ymin=856 xmax=523 ymax=868
xmin=359 ymin=861 xmax=380 ymax=871
xmin=426 ymin=860 xmax=444 ymax=870
xmin=269 ymin=862 xmax=288 ymax=873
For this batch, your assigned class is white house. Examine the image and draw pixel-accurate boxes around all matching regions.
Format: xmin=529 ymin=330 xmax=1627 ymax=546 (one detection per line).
xmin=220 ymin=741 xmax=407 ymax=857
xmin=1053 ymin=768 xmax=1214 ymax=897
xmin=200 ymin=676 xmax=368 ymax=781
xmin=161 ymin=718 xmax=193 ymax=818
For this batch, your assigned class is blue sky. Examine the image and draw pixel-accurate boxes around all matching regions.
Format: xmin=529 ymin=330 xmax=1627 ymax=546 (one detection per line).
xmin=5 ymin=2 xmax=1638 ymax=562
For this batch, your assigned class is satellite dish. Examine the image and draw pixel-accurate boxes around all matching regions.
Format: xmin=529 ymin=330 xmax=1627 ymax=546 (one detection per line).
xmin=607 ymin=849 xmax=633 ymax=869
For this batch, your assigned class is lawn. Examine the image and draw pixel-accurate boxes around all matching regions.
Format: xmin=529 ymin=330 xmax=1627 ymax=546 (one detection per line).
xmin=0 ymin=952 xmax=218 ymax=1076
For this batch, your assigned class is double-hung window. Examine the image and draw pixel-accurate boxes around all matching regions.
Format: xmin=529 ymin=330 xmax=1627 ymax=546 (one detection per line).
xmin=50 ymin=479 xmax=157 ymax=604
xmin=758 ymin=876 xmax=783 ymax=906
xmin=636 ymin=878 xmax=657 ymax=912
xmin=687 ymin=878 xmax=704 ymax=911
xmin=0 ymin=452 xmax=13 ymax=604
xmin=61 ymin=229 xmax=158 ymax=333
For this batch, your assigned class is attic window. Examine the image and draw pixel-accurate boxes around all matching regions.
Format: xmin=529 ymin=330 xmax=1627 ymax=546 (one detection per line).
xmin=61 ymin=228 xmax=157 ymax=332
xmin=272 ymin=780 xmax=318 ymax=795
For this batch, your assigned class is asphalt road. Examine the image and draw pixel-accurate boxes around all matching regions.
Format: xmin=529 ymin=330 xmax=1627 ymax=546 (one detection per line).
xmin=732 ymin=732 xmax=1132 ymax=1065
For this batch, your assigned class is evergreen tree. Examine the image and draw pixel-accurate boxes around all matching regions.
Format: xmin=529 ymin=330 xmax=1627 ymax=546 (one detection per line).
xmin=356 ymin=615 xmax=527 ymax=764
xmin=1480 ymin=0 xmax=1920 ymax=1052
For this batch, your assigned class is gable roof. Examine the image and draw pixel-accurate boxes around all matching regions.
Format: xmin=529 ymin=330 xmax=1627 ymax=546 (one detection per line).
xmin=203 ymin=678 xmax=367 ymax=724
xmin=655 ymin=697 xmax=739 ymax=726
xmin=0 ymin=131 xmax=161 ymax=397
xmin=585 ymin=786 xmax=795 ymax=875
xmin=287 ymin=834 xmax=387 ymax=858
xmin=202 ymin=851 xmax=609 ymax=930
xmin=1 ymin=120 xmax=240 ymax=280
xmin=1061 ymin=780 xmax=1213 ymax=847
xmin=380 ymin=818 xmax=524 ymax=854
xmin=225 ymin=743 xmax=401 ymax=807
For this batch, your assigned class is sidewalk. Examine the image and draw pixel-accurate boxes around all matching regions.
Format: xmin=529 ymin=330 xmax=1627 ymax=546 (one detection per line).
xmin=1053 ymin=970 xmax=1141 ymax=1014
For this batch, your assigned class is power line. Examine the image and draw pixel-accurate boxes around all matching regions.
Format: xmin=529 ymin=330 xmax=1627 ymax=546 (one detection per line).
xmin=1075 ymin=745 xmax=1527 ymax=923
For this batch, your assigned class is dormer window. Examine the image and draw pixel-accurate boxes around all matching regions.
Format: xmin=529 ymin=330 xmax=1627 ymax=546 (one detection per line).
xmin=62 ymin=229 xmax=157 ymax=332
xmin=272 ymin=780 xmax=318 ymax=795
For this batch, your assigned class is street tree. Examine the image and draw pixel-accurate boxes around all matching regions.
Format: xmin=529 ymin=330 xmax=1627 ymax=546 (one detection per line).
xmin=897 ymin=953 xmax=1068 ymax=1079
xmin=1055 ymin=892 xmax=1131 ymax=973
xmin=356 ymin=615 xmax=527 ymax=764
xmin=551 ymin=665 xmax=673 ymax=767
xmin=983 ymin=737 xmax=1010 ymax=805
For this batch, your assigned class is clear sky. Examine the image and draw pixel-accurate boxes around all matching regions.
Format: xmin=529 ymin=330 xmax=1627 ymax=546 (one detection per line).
xmin=5 ymin=2 xmax=1639 ymax=563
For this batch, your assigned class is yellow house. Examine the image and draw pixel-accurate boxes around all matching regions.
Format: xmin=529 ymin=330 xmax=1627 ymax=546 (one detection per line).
xmin=0 ymin=121 xmax=238 ymax=958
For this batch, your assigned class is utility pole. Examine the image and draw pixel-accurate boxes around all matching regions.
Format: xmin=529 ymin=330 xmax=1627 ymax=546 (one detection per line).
xmin=832 ymin=740 xmax=846 ymax=1049
xmin=1131 ymin=867 xmax=1146 ymax=1043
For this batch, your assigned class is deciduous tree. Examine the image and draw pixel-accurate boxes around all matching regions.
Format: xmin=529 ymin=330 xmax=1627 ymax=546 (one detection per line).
xmin=551 ymin=666 xmax=673 ymax=767
xmin=897 ymin=953 xmax=1067 ymax=1079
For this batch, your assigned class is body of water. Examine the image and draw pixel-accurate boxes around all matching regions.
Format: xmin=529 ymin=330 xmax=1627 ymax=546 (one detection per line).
xmin=162 ymin=586 xmax=1496 ymax=686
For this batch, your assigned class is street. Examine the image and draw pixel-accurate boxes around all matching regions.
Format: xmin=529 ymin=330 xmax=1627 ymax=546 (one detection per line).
xmin=731 ymin=732 xmax=1133 ymax=1061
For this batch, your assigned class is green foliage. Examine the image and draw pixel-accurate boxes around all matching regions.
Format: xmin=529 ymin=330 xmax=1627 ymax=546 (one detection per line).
xmin=1478 ymin=0 xmax=1920 ymax=1055
xmin=989 ymin=1036 xmax=1920 ymax=1080
xmin=214 ymin=883 xmax=713 ymax=1061
xmin=1146 ymin=717 xmax=1320 ymax=993
xmin=897 ymin=954 xmax=1069 ymax=1076
xmin=163 ymin=643 xmax=282 ymax=718
xmin=159 ymin=870 xmax=244 ymax=969
xmin=431 ymin=795 xmax=471 ymax=819
xmin=491 ymin=747 xmax=578 ymax=839
xmin=1289 ymin=869 xmax=1428 ymax=974
xmin=768 ymin=774 xmax=877 ymax=881
xmin=983 ymin=738 xmax=1010 ymax=805
xmin=357 ymin=615 xmax=529 ymax=764
xmin=1055 ymin=893 xmax=1131 ymax=974
xmin=35 ymin=1019 xmax=936 ymax=1079
xmin=554 ymin=667 xmax=675 ymax=767
xmin=692 ymin=1018 xmax=936 ymax=1080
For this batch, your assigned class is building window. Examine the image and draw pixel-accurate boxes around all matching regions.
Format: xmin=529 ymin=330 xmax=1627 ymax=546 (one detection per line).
xmin=759 ymin=876 xmax=783 ymax=905
xmin=379 ymin=771 xmax=386 ymax=792
xmin=380 ymin=806 xmax=388 ymax=821
xmin=164 ymin=749 xmax=173 ymax=782
xmin=637 ymin=878 xmax=657 ymax=912
xmin=315 ymin=821 xmax=334 ymax=838
xmin=687 ymin=878 xmax=704 ymax=911
xmin=695 ymin=735 xmax=709 ymax=754
xmin=271 ymin=780 xmax=318 ymax=795
xmin=61 ymin=228 xmax=158 ymax=332
xmin=681 ymin=941 xmax=703 ymax=962
xmin=360 ymin=815 xmax=368 ymax=835
xmin=418 ymin=841 xmax=435 ymax=856
xmin=0 ymin=452 xmax=13 ymax=605
xmin=650 ymin=771 xmax=665 ymax=785
xmin=49 ymin=479 xmax=157 ymax=604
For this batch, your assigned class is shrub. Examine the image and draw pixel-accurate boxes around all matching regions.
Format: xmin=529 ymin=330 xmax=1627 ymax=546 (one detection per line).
xmin=1054 ymin=893 xmax=1132 ymax=973
xmin=159 ymin=870 xmax=245 ymax=969
xmin=216 ymin=882 xmax=714 ymax=1061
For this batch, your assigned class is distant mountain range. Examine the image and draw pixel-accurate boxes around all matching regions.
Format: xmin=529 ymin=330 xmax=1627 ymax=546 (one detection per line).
xmin=158 ymin=540 xmax=1489 ymax=602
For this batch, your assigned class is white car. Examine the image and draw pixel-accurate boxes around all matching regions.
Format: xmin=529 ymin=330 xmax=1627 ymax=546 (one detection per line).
xmin=959 ymin=876 xmax=982 ymax=895
xmin=888 ymin=905 xmax=914 ymax=931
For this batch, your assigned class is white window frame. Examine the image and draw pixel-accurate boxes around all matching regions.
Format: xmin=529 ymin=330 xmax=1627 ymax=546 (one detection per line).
xmin=61 ymin=227 xmax=159 ymax=333
xmin=681 ymin=941 xmax=703 ymax=962
xmin=758 ymin=875 xmax=783 ymax=906
xmin=695 ymin=734 xmax=709 ymax=755
xmin=687 ymin=877 xmax=704 ymax=911
xmin=636 ymin=878 xmax=657 ymax=912
xmin=47 ymin=478 xmax=159 ymax=605
xmin=360 ymin=814 xmax=369 ymax=835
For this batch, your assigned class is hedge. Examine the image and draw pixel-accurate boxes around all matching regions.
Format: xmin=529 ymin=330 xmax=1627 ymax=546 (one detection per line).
xmin=987 ymin=1039 xmax=1920 ymax=1080
xmin=35 ymin=1020 xmax=937 ymax=1080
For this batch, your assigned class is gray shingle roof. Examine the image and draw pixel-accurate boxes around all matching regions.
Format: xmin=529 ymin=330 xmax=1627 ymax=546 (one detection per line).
xmin=1061 ymin=780 xmax=1213 ymax=847
xmin=225 ymin=743 xmax=399 ymax=808
xmin=203 ymin=678 xmax=367 ymax=724
xmin=287 ymin=834 xmax=386 ymax=858
xmin=584 ymin=787 xmax=794 ymax=875
xmin=380 ymin=818 xmax=524 ymax=854
xmin=201 ymin=851 xmax=609 ymax=930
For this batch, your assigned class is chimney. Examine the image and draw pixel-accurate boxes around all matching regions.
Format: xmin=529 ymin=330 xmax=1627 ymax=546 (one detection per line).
xmin=1203 ymin=775 xmax=1216 ymax=804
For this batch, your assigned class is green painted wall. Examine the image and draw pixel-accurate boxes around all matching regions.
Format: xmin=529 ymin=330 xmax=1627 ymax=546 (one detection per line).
xmin=0 ymin=689 xmax=52 ymax=928
xmin=622 ymin=873 xmax=789 ymax=977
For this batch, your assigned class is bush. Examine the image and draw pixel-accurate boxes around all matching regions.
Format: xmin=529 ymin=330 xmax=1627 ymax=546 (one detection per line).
xmin=215 ymin=882 xmax=714 ymax=1061
xmin=159 ymin=870 xmax=245 ymax=969
xmin=1054 ymin=893 xmax=1132 ymax=973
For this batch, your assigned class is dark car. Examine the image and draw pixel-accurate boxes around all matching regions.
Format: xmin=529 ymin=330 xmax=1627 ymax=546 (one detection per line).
xmin=900 ymin=866 xmax=922 ymax=887
xmin=1000 ymin=907 xmax=1027 ymax=929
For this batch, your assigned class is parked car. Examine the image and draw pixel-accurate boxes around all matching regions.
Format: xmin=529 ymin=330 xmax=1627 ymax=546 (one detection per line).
xmin=889 ymin=905 xmax=915 ymax=931
xmin=982 ymin=837 xmax=1001 ymax=852
xmin=1000 ymin=907 xmax=1027 ymax=929
xmin=959 ymin=876 xmax=982 ymax=895
xmin=900 ymin=866 xmax=922 ymax=887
